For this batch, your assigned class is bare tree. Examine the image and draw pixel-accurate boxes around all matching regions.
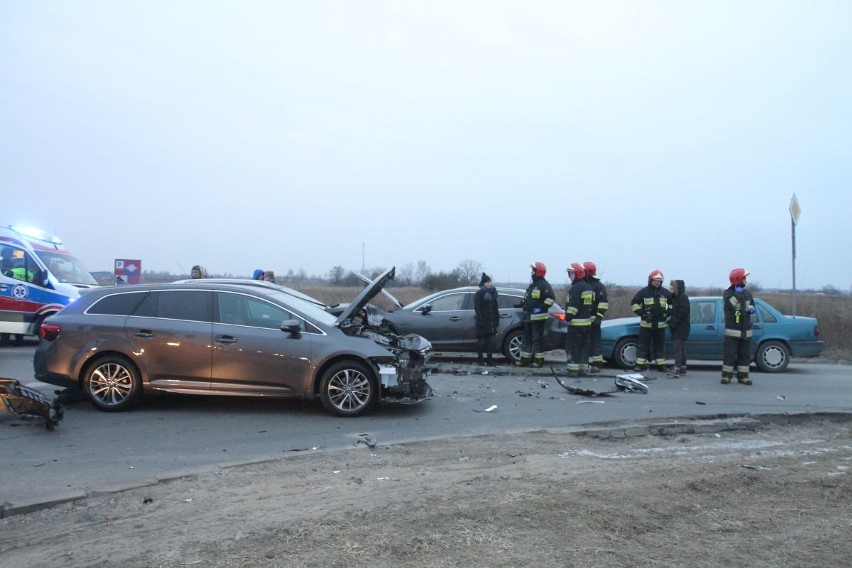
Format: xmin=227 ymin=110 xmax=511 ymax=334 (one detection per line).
xmin=327 ymin=266 xmax=346 ymax=285
xmin=398 ymin=263 xmax=415 ymax=286
xmin=457 ymin=259 xmax=483 ymax=286
xmin=415 ymin=261 xmax=431 ymax=286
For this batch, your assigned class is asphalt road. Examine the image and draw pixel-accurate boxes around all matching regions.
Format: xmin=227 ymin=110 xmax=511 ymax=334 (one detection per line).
xmin=2 ymin=344 xmax=850 ymax=515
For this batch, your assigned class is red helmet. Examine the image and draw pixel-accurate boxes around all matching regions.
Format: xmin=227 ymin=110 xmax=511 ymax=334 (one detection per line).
xmin=648 ymin=269 xmax=664 ymax=284
xmin=582 ymin=261 xmax=597 ymax=277
xmin=531 ymin=261 xmax=547 ymax=278
xmin=729 ymin=268 xmax=750 ymax=286
xmin=567 ymin=262 xmax=585 ymax=280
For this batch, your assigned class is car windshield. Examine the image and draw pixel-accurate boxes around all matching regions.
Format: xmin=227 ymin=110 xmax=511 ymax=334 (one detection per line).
xmin=263 ymin=289 xmax=338 ymax=325
xmin=36 ymin=250 xmax=99 ymax=286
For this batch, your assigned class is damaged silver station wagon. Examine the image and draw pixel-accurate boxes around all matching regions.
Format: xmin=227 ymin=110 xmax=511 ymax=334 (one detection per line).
xmin=34 ymin=267 xmax=432 ymax=417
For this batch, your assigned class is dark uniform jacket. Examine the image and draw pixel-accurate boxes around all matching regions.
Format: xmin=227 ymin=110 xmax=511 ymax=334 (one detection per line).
xmin=631 ymin=285 xmax=672 ymax=329
xmin=522 ymin=276 xmax=555 ymax=322
xmin=565 ymin=278 xmax=595 ymax=326
xmin=669 ymin=280 xmax=691 ymax=340
xmin=723 ymin=285 xmax=755 ymax=339
xmin=585 ymin=276 xmax=609 ymax=322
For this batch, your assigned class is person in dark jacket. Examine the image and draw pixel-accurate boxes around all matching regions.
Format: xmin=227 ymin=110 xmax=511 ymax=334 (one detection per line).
xmin=722 ymin=268 xmax=755 ymax=385
xmin=667 ymin=279 xmax=690 ymax=378
xmin=630 ymin=269 xmax=672 ymax=372
xmin=517 ymin=262 xmax=555 ymax=368
xmin=474 ymin=273 xmax=500 ymax=366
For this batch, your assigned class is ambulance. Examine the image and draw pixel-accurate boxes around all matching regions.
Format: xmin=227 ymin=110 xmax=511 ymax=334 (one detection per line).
xmin=0 ymin=225 xmax=99 ymax=338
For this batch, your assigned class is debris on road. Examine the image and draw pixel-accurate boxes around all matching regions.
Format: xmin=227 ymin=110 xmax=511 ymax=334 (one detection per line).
xmin=357 ymin=434 xmax=377 ymax=449
xmin=0 ymin=377 xmax=63 ymax=430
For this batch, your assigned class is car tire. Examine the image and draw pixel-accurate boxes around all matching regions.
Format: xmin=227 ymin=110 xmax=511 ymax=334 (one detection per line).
xmin=83 ymin=355 xmax=142 ymax=412
xmin=319 ymin=361 xmax=378 ymax=417
xmin=502 ymin=329 xmax=524 ymax=363
xmin=754 ymin=340 xmax=790 ymax=373
xmin=613 ymin=337 xmax=639 ymax=369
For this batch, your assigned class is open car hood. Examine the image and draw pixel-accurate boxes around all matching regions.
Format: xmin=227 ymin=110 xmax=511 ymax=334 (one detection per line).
xmin=334 ymin=266 xmax=396 ymax=326
xmin=351 ymin=271 xmax=404 ymax=310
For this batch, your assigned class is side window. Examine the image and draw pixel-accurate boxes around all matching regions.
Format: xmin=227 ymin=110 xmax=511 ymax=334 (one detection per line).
xmin=133 ymin=291 xmax=212 ymax=322
xmin=245 ymin=296 xmax=300 ymax=330
xmin=427 ymin=293 xmax=467 ymax=312
xmin=757 ymin=303 xmax=776 ymax=323
xmin=498 ymin=294 xmax=523 ymax=309
xmin=217 ymin=292 xmax=302 ymax=331
xmin=218 ymin=293 xmax=251 ymax=326
xmin=0 ymin=245 xmax=39 ymax=284
xmin=88 ymin=292 xmax=149 ymax=315
xmin=690 ymin=302 xmax=716 ymax=324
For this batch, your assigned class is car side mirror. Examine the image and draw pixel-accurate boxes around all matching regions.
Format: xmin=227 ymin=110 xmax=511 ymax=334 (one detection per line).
xmin=420 ymin=305 xmax=432 ymax=315
xmin=280 ymin=319 xmax=302 ymax=338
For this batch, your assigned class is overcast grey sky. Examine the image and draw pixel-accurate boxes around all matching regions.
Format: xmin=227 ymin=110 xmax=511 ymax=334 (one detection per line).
xmin=2 ymin=1 xmax=849 ymax=290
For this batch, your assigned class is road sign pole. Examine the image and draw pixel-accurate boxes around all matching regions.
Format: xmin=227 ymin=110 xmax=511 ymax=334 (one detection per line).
xmin=791 ymin=217 xmax=797 ymax=316
xmin=789 ymin=194 xmax=801 ymax=316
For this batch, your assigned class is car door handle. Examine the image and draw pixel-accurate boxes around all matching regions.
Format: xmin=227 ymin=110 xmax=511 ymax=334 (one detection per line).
xmin=215 ymin=335 xmax=238 ymax=344
xmin=704 ymin=325 xmax=717 ymax=330
xmin=500 ymin=313 xmax=512 ymax=319
xmin=133 ymin=329 xmax=155 ymax=338
xmin=752 ymin=325 xmax=762 ymax=330
xmin=449 ymin=316 xmax=462 ymax=322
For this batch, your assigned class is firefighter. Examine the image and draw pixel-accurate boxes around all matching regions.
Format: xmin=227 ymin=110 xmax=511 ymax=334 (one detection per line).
xmin=583 ymin=261 xmax=609 ymax=373
xmin=722 ymin=268 xmax=755 ymax=385
xmin=565 ymin=263 xmax=595 ymax=377
xmin=516 ymin=261 xmax=555 ymax=368
xmin=630 ymin=270 xmax=672 ymax=372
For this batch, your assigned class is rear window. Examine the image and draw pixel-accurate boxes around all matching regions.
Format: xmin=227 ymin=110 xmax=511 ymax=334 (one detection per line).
xmin=134 ymin=291 xmax=213 ymax=322
xmin=87 ymin=292 xmax=149 ymax=315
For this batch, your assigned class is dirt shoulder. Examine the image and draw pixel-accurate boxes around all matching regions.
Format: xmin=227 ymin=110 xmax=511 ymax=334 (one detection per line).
xmin=1 ymin=413 xmax=850 ymax=568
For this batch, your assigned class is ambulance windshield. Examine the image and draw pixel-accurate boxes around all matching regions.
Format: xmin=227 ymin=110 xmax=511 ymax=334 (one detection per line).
xmin=36 ymin=250 xmax=99 ymax=286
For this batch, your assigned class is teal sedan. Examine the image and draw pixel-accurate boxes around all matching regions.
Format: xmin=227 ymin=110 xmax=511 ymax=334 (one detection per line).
xmin=600 ymin=296 xmax=825 ymax=372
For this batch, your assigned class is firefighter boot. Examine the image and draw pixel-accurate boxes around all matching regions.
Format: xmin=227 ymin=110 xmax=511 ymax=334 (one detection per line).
xmin=721 ymin=373 xmax=732 ymax=385
xmin=737 ymin=373 xmax=752 ymax=386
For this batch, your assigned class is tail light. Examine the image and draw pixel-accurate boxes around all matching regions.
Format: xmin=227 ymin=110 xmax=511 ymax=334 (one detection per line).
xmin=39 ymin=323 xmax=61 ymax=341
xmin=552 ymin=312 xmax=566 ymax=322
xmin=814 ymin=324 xmax=821 ymax=337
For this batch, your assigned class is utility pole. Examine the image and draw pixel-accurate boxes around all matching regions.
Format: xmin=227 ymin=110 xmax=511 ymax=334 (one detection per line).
xmin=361 ymin=243 xmax=365 ymax=275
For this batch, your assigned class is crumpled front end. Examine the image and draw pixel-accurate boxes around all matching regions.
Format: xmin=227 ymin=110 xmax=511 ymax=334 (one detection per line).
xmin=370 ymin=332 xmax=433 ymax=401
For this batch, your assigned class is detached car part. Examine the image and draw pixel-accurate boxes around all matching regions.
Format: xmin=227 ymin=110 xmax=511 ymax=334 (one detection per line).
xmin=0 ymin=377 xmax=63 ymax=430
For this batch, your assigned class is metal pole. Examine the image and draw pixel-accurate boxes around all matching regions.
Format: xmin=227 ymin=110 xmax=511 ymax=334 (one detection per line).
xmin=791 ymin=217 xmax=797 ymax=316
